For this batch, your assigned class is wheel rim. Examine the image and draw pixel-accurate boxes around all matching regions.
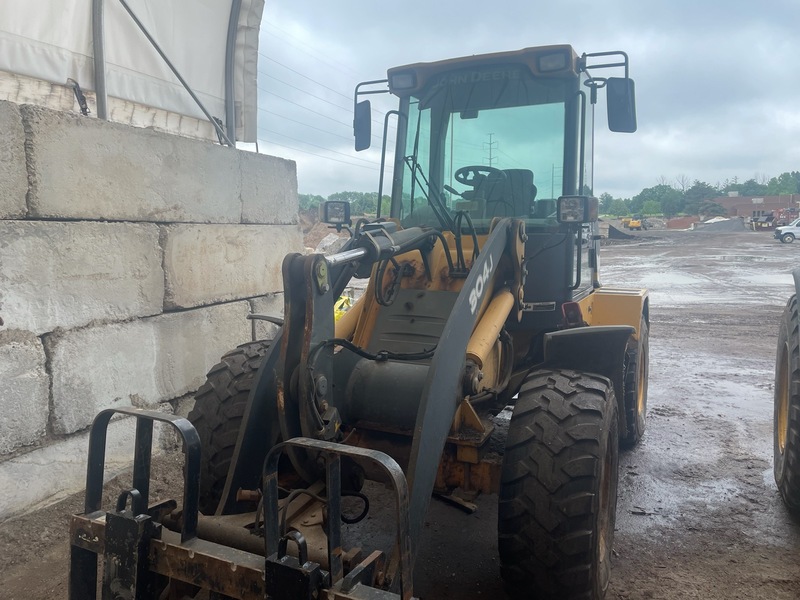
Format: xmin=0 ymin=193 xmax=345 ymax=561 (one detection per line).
xmin=777 ymin=341 xmax=790 ymax=454
xmin=598 ymin=439 xmax=614 ymax=565
xmin=637 ymin=350 xmax=647 ymax=415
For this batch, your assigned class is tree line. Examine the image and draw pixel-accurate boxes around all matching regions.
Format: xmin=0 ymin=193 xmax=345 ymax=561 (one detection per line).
xmin=301 ymin=171 xmax=800 ymax=219
xmin=300 ymin=191 xmax=390 ymax=216
xmin=600 ymin=171 xmax=800 ymax=218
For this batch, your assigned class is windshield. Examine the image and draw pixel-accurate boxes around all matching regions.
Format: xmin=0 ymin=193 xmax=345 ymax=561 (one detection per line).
xmin=393 ymin=68 xmax=572 ymax=231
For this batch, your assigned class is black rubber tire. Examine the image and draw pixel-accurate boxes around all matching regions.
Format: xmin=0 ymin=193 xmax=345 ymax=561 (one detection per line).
xmin=498 ymin=369 xmax=619 ymax=600
xmin=774 ymin=295 xmax=800 ymax=512
xmin=781 ymin=233 xmax=795 ymax=244
xmin=621 ymin=317 xmax=649 ymax=448
xmin=188 ymin=339 xmax=271 ymax=515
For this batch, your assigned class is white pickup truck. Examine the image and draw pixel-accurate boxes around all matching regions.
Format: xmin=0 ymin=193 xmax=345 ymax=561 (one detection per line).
xmin=775 ymin=218 xmax=800 ymax=243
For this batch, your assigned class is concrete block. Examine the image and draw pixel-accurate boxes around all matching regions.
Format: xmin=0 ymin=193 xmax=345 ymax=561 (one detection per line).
xmin=0 ymin=220 xmax=163 ymax=335
xmin=0 ymin=331 xmax=49 ymax=454
xmin=249 ymin=293 xmax=284 ymax=341
xmin=241 ymin=152 xmax=298 ymax=224
xmin=49 ymin=302 xmax=250 ymax=435
xmin=153 ymin=301 xmax=251 ymax=399
xmin=48 ymin=319 xmax=156 ymax=435
xmin=162 ymin=224 xmax=302 ymax=309
xmin=21 ymin=104 xmax=241 ymax=223
xmin=0 ymin=101 xmax=27 ymax=218
xmin=0 ymin=416 xmax=172 ymax=521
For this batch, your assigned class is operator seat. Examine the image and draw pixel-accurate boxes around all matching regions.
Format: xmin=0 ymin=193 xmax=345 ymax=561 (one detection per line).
xmin=482 ymin=169 xmax=536 ymax=217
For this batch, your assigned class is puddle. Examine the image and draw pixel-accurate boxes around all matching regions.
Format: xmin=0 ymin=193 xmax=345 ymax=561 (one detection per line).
xmin=707 ymin=255 xmax=769 ymax=263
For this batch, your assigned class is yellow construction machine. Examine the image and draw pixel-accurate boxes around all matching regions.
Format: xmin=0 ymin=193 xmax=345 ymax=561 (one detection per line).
xmin=69 ymin=44 xmax=649 ymax=600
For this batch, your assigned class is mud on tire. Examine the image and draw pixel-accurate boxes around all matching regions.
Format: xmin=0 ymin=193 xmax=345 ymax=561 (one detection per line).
xmin=188 ymin=340 xmax=271 ymax=515
xmin=498 ymin=369 xmax=619 ymax=600
xmin=775 ymin=295 xmax=800 ymax=512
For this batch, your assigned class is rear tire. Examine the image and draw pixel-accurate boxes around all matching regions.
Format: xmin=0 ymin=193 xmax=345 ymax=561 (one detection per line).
xmin=621 ymin=317 xmax=649 ymax=448
xmin=498 ymin=370 xmax=619 ymax=599
xmin=188 ymin=340 xmax=272 ymax=515
xmin=775 ymin=296 xmax=800 ymax=512
xmin=781 ymin=233 xmax=795 ymax=243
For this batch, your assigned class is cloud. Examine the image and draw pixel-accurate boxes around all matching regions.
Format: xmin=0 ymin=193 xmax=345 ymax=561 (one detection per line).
xmin=257 ymin=1 xmax=800 ymax=198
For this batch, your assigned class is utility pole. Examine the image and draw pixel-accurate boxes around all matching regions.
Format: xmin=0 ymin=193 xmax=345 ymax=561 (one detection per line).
xmin=484 ymin=133 xmax=497 ymax=167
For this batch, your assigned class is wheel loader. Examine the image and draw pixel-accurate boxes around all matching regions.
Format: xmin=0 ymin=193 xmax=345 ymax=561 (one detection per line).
xmin=69 ymin=44 xmax=649 ymax=600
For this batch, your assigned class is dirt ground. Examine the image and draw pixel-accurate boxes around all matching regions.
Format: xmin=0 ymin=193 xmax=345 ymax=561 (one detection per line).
xmin=3 ymin=229 xmax=800 ymax=599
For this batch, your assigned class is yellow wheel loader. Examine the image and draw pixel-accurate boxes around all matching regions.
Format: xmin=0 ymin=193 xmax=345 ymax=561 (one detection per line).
xmin=69 ymin=44 xmax=649 ymax=600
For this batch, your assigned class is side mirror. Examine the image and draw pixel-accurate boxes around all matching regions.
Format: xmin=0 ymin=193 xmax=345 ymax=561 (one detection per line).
xmin=606 ymin=77 xmax=637 ymax=133
xmin=354 ymin=100 xmax=372 ymax=151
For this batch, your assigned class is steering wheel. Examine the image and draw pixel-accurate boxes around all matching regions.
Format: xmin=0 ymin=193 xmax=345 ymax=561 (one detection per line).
xmin=454 ymin=165 xmax=505 ymax=187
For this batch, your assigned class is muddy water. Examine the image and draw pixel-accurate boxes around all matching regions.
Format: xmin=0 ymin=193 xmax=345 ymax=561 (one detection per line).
xmin=604 ymin=231 xmax=800 ymax=599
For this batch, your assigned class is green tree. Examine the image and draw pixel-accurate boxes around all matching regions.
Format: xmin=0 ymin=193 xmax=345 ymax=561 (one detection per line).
xmin=766 ymin=171 xmax=800 ymax=195
xmin=609 ymin=198 xmax=629 ymax=216
xmin=725 ymin=178 xmax=768 ymax=196
xmin=632 ymin=184 xmax=683 ymax=218
xmin=299 ymin=194 xmax=325 ymax=211
xmin=599 ymin=192 xmax=615 ymax=214
xmin=378 ymin=195 xmax=391 ymax=216
xmin=683 ymin=180 xmax=719 ymax=215
xmin=698 ymin=201 xmax=727 ymax=218
xmin=642 ymin=200 xmax=661 ymax=215
xmin=660 ymin=193 xmax=684 ymax=218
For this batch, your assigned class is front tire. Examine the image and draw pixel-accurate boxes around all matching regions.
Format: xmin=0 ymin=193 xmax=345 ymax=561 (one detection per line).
xmin=775 ymin=296 xmax=800 ymax=512
xmin=781 ymin=233 xmax=795 ymax=243
xmin=621 ymin=317 xmax=649 ymax=448
xmin=188 ymin=339 xmax=272 ymax=515
xmin=498 ymin=370 xmax=619 ymax=599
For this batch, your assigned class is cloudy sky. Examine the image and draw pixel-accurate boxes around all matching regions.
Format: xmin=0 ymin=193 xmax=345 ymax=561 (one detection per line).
xmin=254 ymin=1 xmax=800 ymax=200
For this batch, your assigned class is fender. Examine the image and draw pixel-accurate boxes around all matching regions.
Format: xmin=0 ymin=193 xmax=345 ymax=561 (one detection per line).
xmin=543 ymin=325 xmax=634 ymax=437
xmin=793 ymin=268 xmax=800 ymax=303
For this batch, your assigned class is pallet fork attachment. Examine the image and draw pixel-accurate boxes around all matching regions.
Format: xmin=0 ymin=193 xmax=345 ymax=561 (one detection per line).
xmin=69 ymin=407 xmax=201 ymax=599
xmin=69 ymin=410 xmax=416 ymax=599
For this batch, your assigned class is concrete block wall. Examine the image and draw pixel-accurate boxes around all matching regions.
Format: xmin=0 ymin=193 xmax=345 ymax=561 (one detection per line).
xmin=0 ymin=101 xmax=301 ymax=520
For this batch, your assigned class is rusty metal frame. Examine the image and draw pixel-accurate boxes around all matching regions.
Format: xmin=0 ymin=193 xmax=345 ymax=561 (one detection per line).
xmin=263 ymin=437 xmax=414 ymax=600
xmin=69 ymin=407 xmax=201 ymax=599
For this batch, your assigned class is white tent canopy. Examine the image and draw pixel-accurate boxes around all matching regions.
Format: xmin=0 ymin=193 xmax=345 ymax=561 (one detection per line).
xmin=0 ymin=0 xmax=264 ymax=142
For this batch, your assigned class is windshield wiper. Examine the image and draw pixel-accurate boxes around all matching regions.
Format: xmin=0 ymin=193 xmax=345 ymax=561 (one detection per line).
xmin=403 ymin=155 xmax=455 ymax=232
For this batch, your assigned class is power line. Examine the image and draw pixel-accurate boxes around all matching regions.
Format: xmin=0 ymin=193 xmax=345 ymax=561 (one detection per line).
xmin=260 ymin=19 xmax=360 ymax=79
xmin=258 ymin=82 xmax=396 ymax=134
xmin=261 ymin=71 xmax=351 ymax=113
xmin=259 ymin=86 xmax=352 ymax=127
xmin=258 ymin=138 xmax=381 ymax=171
xmin=258 ymin=106 xmax=353 ymax=143
xmin=261 ymin=54 xmax=354 ymax=103
xmin=257 ymin=92 xmax=392 ymax=146
xmin=259 ymin=127 xmax=382 ymax=166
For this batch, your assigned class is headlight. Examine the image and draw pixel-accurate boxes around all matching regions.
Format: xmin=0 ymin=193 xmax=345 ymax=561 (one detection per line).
xmin=537 ymin=51 xmax=570 ymax=73
xmin=389 ymin=71 xmax=417 ymax=91
xmin=320 ymin=200 xmax=351 ymax=225
xmin=557 ymin=195 xmax=599 ymax=224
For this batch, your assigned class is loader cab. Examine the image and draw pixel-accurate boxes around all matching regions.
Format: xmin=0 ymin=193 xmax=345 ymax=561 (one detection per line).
xmin=353 ymin=45 xmax=636 ymax=326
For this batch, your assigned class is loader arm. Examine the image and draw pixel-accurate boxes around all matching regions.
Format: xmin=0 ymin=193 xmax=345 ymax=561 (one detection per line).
xmin=405 ymin=217 xmax=525 ymax=561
